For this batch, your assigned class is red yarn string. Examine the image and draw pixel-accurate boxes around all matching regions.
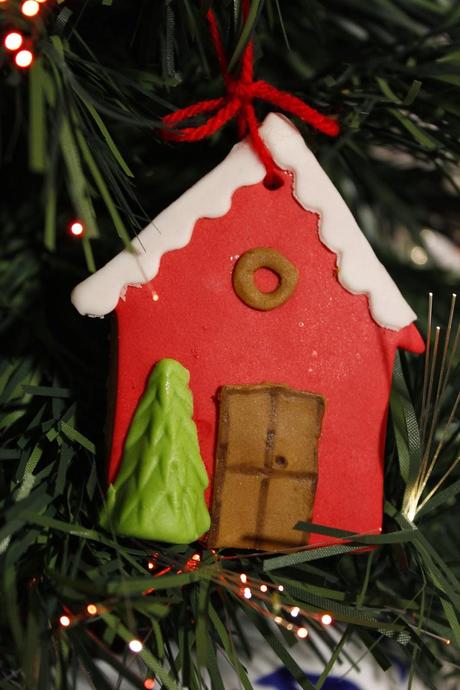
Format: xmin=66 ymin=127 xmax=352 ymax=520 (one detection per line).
xmin=162 ymin=2 xmax=340 ymax=185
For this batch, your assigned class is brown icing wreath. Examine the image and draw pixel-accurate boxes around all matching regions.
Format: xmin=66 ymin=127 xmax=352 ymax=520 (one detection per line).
xmin=233 ymin=247 xmax=299 ymax=311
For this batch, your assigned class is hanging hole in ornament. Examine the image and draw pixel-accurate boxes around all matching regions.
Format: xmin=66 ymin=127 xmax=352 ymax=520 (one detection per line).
xmin=263 ymin=173 xmax=284 ymax=191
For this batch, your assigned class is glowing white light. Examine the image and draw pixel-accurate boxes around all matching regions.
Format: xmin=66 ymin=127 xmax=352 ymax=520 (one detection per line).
xmin=240 ymin=573 xmax=247 ymax=584
xmin=21 ymin=0 xmax=39 ymax=16
xmin=321 ymin=614 xmax=333 ymax=626
xmin=274 ymin=616 xmax=283 ymax=624
xmin=260 ymin=584 xmax=268 ymax=592
xmin=297 ymin=627 xmax=308 ymax=639
xmin=59 ymin=615 xmax=71 ymax=627
xmin=278 ymin=585 xmax=284 ymax=592
xmin=70 ymin=221 xmax=84 ymax=236
xmin=4 ymin=32 xmax=23 ymax=51
xmin=243 ymin=587 xmax=252 ymax=599
xmin=290 ymin=606 xmax=300 ymax=617
xmin=129 ymin=639 xmax=143 ymax=653
xmin=15 ymin=49 xmax=33 ymax=68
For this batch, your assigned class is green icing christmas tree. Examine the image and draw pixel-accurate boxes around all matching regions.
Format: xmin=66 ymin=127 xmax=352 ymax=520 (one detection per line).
xmin=100 ymin=359 xmax=210 ymax=543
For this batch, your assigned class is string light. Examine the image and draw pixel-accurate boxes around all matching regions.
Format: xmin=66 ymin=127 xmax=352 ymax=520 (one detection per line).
xmin=15 ymin=49 xmax=34 ymax=68
xmin=185 ymin=553 xmax=201 ymax=571
xmin=278 ymin=585 xmax=284 ymax=592
xmin=2 ymin=0 xmax=42 ymax=71
xmin=21 ymin=0 xmax=39 ymax=15
xmin=144 ymin=680 xmax=155 ymax=689
xmin=152 ymin=291 xmax=159 ymax=302
xmin=128 ymin=639 xmax=143 ymax=653
xmin=49 ymin=553 xmax=452 ymax=654
xmin=21 ymin=0 xmax=39 ymax=16
xmin=70 ymin=221 xmax=84 ymax=237
xmin=148 ymin=554 xmax=159 ymax=570
xmin=4 ymin=32 xmax=23 ymax=51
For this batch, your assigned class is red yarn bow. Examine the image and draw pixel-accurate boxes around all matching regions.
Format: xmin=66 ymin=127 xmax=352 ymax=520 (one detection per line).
xmin=162 ymin=4 xmax=340 ymax=185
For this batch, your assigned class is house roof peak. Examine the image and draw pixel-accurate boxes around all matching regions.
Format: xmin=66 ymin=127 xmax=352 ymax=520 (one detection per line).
xmin=71 ymin=113 xmax=416 ymax=331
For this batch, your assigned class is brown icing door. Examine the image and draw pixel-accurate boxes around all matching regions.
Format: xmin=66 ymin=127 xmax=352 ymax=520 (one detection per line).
xmin=208 ymin=384 xmax=325 ymax=551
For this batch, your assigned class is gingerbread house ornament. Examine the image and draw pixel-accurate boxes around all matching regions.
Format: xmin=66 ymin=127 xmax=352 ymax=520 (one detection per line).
xmin=72 ymin=113 xmax=424 ymax=551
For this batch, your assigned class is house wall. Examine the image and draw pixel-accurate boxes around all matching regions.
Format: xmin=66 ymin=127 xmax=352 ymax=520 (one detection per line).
xmin=111 ymin=178 xmax=423 ymax=544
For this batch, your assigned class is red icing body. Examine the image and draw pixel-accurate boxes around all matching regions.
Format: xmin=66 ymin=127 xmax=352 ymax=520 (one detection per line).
xmin=111 ymin=178 xmax=424 ymax=546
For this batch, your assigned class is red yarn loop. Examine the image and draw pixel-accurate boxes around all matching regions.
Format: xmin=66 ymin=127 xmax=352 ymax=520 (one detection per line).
xmin=162 ymin=3 xmax=340 ymax=186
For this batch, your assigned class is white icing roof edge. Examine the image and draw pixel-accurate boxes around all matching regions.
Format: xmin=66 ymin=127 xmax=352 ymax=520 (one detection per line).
xmin=71 ymin=113 xmax=417 ymax=331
